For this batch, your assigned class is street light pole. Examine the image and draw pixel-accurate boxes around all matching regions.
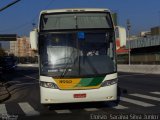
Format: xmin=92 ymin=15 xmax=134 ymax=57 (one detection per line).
xmin=159 ymin=11 xmax=160 ymax=28
xmin=127 ymin=19 xmax=131 ymax=66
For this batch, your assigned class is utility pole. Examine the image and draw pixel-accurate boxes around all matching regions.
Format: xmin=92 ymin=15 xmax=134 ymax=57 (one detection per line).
xmin=159 ymin=11 xmax=160 ymax=27
xmin=127 ymin=19 xmax=131 ymax=66
xmin=0 ymin=0 xmax=21 ymax=12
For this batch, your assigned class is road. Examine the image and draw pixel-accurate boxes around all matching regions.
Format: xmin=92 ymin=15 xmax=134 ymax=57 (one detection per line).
xmin=0 ymin=67 xmax=160 ymax=120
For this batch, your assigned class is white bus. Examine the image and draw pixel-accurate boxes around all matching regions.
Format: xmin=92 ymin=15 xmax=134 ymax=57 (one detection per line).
xmin=30 ymin=8 xmax=126 ymax=104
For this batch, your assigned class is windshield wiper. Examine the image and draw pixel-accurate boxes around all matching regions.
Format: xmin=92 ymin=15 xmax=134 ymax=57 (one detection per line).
xmin=60 ymin=49 xmax=78 ymax=78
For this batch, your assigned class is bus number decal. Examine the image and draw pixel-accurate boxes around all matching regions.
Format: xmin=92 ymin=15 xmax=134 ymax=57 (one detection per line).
xmin=59 ymin=80 xmax=72 ymax=84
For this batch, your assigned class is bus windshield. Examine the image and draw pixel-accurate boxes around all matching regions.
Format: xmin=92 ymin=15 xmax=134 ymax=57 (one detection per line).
xmin=39 ymin=30 xmax=116 ymax=77
xmin=40 ymin=13 xmax=113 ymax=30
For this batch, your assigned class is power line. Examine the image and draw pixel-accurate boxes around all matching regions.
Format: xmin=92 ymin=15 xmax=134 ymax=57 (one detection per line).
xmin=0 ymin=0 xmax=21 ymax=12
xmin=0 ymin=0 xmax=56 ymax=33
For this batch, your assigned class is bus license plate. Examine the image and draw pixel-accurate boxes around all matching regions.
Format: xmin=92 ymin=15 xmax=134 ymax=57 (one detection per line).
xmin=74 ymin=94 xmax=86 ymax=98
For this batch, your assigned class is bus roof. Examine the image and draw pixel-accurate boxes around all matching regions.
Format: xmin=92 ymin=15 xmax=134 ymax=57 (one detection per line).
xmin=40 ymin=8 xmax=110 ymax=15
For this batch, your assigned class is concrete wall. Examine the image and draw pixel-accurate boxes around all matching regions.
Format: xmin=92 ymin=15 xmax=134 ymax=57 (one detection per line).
xmin=118 ymin=64 xmax=160 ymax=74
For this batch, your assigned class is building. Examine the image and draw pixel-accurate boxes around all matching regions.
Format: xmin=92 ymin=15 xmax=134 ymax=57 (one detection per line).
xmin=140 ymin=31 xmax=151 ymax=37
xmin=0 ymin=41 xmax=10 ymax=55
xmin=10 ymin=41 xmax=18 ymax=56
xmin=0 ymin=41 xmax=10 ymax=50
xmin=151 ymin=26 xmax=160 ymax=36
xmin=10 ymin=37 xmax=35 ymax=57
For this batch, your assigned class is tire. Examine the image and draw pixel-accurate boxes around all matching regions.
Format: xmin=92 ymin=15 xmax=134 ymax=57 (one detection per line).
xmin=42 ymin=104 xmax=53 ymax=110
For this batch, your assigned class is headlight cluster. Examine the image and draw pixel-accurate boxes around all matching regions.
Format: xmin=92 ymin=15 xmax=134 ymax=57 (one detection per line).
xmin=101 ymin=79 xmax=118 ymax=87
xmin=40 ymin=81 xmax=59 ymax=89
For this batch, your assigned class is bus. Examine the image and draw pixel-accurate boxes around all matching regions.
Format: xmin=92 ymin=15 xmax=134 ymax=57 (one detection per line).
xmin=30 ymin=8 xmax=126 ymax=104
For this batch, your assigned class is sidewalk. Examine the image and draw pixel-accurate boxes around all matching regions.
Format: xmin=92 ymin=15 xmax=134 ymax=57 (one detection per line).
xmin=0 ymin=77 xmax=11 ymax=103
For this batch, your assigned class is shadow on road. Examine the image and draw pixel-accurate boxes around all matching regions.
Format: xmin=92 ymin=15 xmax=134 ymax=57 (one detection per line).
xmin=1 ymin=67 xmax=38 ymax=82
xmin=46 ymin=101 xmax=117 ymax=111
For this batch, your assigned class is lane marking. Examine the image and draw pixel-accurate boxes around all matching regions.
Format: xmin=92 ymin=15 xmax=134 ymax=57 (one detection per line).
xmin=120 ymin=97 xmax=155 ymax=107
xmin=130 ymin=93 xmax=160 ymax=102
xmin=15 ymin=82 xmax=39 ymax=86
xmin=113 ymin=104 xmax=128 ymax=109
xmin=55 ymin=110 xmax=71 ymax=114
xmin=84 ymin=108 xmax=99 ymax=111
xmin=23 ymin=75 xmax=38 ymax=80
xmin=150 ymin=92 xmax=160 ymax=95
xmin=3 ymin=81 xmax=21 ymax=85
xmin=0 ymin=104 xmax=7 ymax=114
xmin=3 ymin=81 xmax=39 ymax=86
xmin=18 ymin=102 xmax=40 ymax=116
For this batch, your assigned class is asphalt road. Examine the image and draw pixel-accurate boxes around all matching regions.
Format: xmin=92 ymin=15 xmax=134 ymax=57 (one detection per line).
xmin=0 ymin=67 xmax=160 ymax=120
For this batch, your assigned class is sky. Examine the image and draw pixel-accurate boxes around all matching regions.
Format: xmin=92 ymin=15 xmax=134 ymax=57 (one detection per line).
xmin=0 ymin=0 xmax=160 ymax=37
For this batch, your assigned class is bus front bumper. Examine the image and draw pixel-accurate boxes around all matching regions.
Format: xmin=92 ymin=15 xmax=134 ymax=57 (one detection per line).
xmin=40 ymin=83 xmax=117 ymax=104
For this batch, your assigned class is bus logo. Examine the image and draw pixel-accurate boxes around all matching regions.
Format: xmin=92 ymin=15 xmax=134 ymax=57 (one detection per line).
xmin=59 ymin=80 xmax=72 ymax=84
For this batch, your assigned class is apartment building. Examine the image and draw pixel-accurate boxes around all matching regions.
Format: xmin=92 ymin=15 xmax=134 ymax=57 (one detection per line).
xmin=10 ymin=37 xmax=35 ymax=57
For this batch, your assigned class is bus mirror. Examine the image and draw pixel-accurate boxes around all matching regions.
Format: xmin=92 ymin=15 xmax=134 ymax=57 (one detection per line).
xmin=116 ymin=26 xmax=127 ymax=47
xmin=30 ymin=30 xmax=38 ymax=50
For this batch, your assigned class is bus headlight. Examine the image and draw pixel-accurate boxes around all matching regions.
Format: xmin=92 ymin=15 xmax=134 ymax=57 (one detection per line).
xmin=101 ymin=79 xmax=118 ymax=87
xmin=40 ymin=81 xmax=59 ymax=89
